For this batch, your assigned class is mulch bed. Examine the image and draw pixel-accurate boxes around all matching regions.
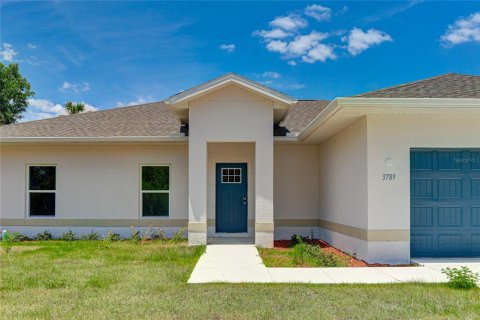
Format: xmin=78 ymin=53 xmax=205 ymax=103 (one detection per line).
xmin=274 ymin=240 xmax=413 ymax=267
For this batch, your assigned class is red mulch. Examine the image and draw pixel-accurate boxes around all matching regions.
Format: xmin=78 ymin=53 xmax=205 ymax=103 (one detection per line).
xmin=274 ymin=240 xmax=412 ymax=267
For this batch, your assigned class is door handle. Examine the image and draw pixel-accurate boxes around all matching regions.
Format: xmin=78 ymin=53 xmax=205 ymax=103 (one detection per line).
xmin=243 ymin=194 xmax=247 ymax=205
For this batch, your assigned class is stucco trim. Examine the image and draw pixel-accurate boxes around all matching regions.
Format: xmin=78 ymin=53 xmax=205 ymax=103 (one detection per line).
xmin=0 ymin=218 xmax=188 ymax=227
xmin=255 ymin=222 xmax=274 ymax=232
xmin=274 ymin=219 xmax=319 ymax=227
xmin=317 ymin=219 xmax=409 ymax=241
xmin=274 ymin=219 xmax=409 ymax=241
xmin=188 ymin=222 xmax=207 ymax=232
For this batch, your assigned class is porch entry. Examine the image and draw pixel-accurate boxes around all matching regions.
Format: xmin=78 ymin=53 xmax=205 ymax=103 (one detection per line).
xmin=216 ymin=163 xmax=248 ymax=233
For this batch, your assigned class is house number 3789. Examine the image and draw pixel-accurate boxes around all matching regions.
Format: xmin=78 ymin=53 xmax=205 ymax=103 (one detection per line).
xmin=382 ymin=173 xmax=396 ymax=181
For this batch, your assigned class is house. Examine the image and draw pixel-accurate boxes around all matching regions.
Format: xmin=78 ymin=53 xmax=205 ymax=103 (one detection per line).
xmin=1 ymin=72 xmax=480 ymax=264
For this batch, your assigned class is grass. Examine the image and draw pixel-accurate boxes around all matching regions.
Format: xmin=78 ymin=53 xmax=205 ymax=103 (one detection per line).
xmin=259 ymin=246 xmax=349 ymax=267
xmin=1 ymin=241 xmax=479 ymax=319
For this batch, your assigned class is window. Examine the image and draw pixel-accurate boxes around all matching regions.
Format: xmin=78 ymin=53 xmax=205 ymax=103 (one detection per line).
xmin=28 ymin=166 xmax=56 ymax=216
xmin=141 ymin=166 xmax=169 ymax=217
xmin=221 ymin=168 xmax=242 ymax=183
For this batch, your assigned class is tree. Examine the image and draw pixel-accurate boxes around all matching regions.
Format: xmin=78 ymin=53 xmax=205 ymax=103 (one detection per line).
xmin=64 ymin=101 xmax=85 ymax=115
xmin=0 ymin=62 xmax=35 ymax=125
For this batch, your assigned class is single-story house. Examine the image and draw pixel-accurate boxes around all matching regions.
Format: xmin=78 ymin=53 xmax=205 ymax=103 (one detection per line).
xmin=1 ymin=72 xmax=480 ymax=263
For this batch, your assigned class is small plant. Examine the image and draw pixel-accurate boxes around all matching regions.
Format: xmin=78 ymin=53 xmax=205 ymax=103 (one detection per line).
xmin=105 ymin=230 xmax=121 ymax=241
xmin=81 ymin=231 xmax=100 ymax=240
xmin=442 ymin=266 xmax=479 ymax=289
xmin=60 ymin=230 xmax=76 ymax=241
xmin=289 ymin=234 xmax=309 ymax=247
xmin=1 ymin=234 xmax=13 ymax=254
xmin=130 ymin=227 xmax=141 ymax=242
xmin=171 ymin=227 xmax=186 ymax=242
xmin=35 ymin=230 xmax=53 ymax=241
xmin=291 ymin=242 xmax=344 ymax=267
xmin=142 ymin=226 xmax=166 ymax=241
xmin=6 ymin=231 xmax=29 ymax=242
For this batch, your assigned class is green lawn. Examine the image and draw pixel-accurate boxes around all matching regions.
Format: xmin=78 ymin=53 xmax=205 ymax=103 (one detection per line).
xmin=1 ymin=241 xmax=479 ymax=319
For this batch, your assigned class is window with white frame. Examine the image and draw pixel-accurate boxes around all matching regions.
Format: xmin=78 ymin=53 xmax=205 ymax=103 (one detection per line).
xmin=28 ymin=166 xmax=56 ymax=216
xmin=141 ymin=166 xmax=170 ymax=217
xmin=221 ymin=168 xmax=242 ymax=183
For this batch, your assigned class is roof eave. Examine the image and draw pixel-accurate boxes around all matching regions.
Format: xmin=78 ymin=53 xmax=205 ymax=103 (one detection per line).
xmin=297 ymin=97 xmax=480 ymax=142
xmin=0 ymin=136 xmax=188 ymax=144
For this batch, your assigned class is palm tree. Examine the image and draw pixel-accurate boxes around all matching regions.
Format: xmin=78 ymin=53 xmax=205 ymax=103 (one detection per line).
xmin=64 ymin=101 xmax=85 ymax=115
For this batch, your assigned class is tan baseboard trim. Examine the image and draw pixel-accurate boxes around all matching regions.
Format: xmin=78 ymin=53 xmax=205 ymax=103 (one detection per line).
xmin=0 ymin=218 xmax=188 ymax=228
xmin=274 ymin=219 xmax=319 ymax=227
xmin=317 ymin=218 xmax=409 ymax=241
xmin=274 ymin=218 xmax=408 ymax=241
xmin=188 ymin=222 xmax=207 ymax=233
xmin=255 ymin=222 xmax=274 ymax=232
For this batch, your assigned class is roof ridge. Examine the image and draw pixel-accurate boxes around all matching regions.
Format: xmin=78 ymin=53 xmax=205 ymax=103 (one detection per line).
xmin=354 ymin=73 xmax=461 ymax=97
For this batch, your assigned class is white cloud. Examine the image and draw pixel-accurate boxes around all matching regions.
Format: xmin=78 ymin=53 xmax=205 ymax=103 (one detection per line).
xmin=342 ymin=28 xmax=392 ymax=56
xmin=219 ymin=43 xmax=236 ymax=52
xmin=0 ymin=43 xmax=18 ymax=62
xmin=252 ymin=28 xmax=291 ymax=39
xmin=266 ymin=40 xmax=288 ymax=54
xmin=441 ymin=12 xmax=480 ymax=46
xmin=27 ymin=43 xmax=37 ymax=49
xmin=60 ymin=81 xmax=90 ymax=93
xmin=262 ymin=71 xmax=281 ymax=79
xmin=263 ymin=31 xmax=334 ymax=64
xmin=22 ymin=98 xmax=98 ymax=122
xmin=287 ymin=31 xmax=328 ymax=56
xmin=287 ymin=60 xmax=297 ymax=66
xmin=270 ymin=14 xmax=307 ymax=31
xmin=304 ymin=4 xmax=331 ymax=22
xmin=302 ymin=44 xmax=336 ymax=63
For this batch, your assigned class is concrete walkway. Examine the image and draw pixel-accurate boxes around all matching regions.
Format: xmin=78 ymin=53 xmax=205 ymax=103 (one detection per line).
xmin=188 ymin=244 xmax=480 ymax=284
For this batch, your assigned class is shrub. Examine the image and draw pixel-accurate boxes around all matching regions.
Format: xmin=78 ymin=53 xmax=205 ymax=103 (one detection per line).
xmin=6 ymin=231 xmax=29 ymax=242
xmin=105 ymin=230 xmax=121 ymax=241
xmin=35 ymin=230 xmax=53 ymax=241
xmin=291 ymin=242 xmax=344 ymax=267
xmin=130 ymin=227 xmax=141 ymax=242
xmin=60 ymin=230 xmax=76 ymax=241
xmin=289 ymin=234 xmax=309 ymax=247
xmin=81 ymin=231 xmax=100 ymax=240
xmin=172 ymin=227 xmax=186 ymax=242
xmin=442 ymin=266 xmax=479 ymax=289
xmin=142 ymin=226 xmax=166 ymax=241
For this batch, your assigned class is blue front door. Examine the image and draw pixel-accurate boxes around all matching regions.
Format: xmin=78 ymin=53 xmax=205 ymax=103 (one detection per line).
xmin=216 ymin=163 xmax=248 ymax=233
xmin=411 ymin=149 xmax=480 ymax=257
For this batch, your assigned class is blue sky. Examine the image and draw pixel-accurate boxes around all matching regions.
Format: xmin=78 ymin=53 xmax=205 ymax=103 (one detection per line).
xmin=1 ymin=1 xmax=479 ymax=121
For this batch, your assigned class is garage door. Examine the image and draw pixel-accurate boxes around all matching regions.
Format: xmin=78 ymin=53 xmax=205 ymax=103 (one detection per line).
xmin=411 ymin=150 xmax=480 ymax=257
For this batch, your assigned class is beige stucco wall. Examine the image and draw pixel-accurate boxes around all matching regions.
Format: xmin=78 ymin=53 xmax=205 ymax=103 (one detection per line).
xmin=187 ymin=84 xmax=275 ymax=245
xmin=316 ymin=114 xmax=480 ymax=263
xmin=274 ymin=145 xmax=320 ymax=220
xmin=318 ymin=117 xmax=368 ymax=229
xmin=367 ymin=115 xmax=480 ymax=231
xmin=0 ymin=144 xmax=188 ymax=222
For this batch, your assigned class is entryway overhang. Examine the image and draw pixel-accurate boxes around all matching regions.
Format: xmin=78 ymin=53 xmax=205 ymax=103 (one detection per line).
xmin=165 ymin=73 xmax=297 ymax=125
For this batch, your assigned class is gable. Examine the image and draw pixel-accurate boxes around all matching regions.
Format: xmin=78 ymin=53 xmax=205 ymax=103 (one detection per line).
xmin=165 ymin=73 xmax=296 ymax=124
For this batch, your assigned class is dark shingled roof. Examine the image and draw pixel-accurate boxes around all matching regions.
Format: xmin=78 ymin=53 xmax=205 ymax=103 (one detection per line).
xmin=356 ymin=73 xmax=480 ymax=98
xmin=0 ymin=100 xmax=331 ymax=138
xmin=2 ymin=73 xmax=479 ymax=139
xmin=0 ymin=102 xmax=181 ymax=138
